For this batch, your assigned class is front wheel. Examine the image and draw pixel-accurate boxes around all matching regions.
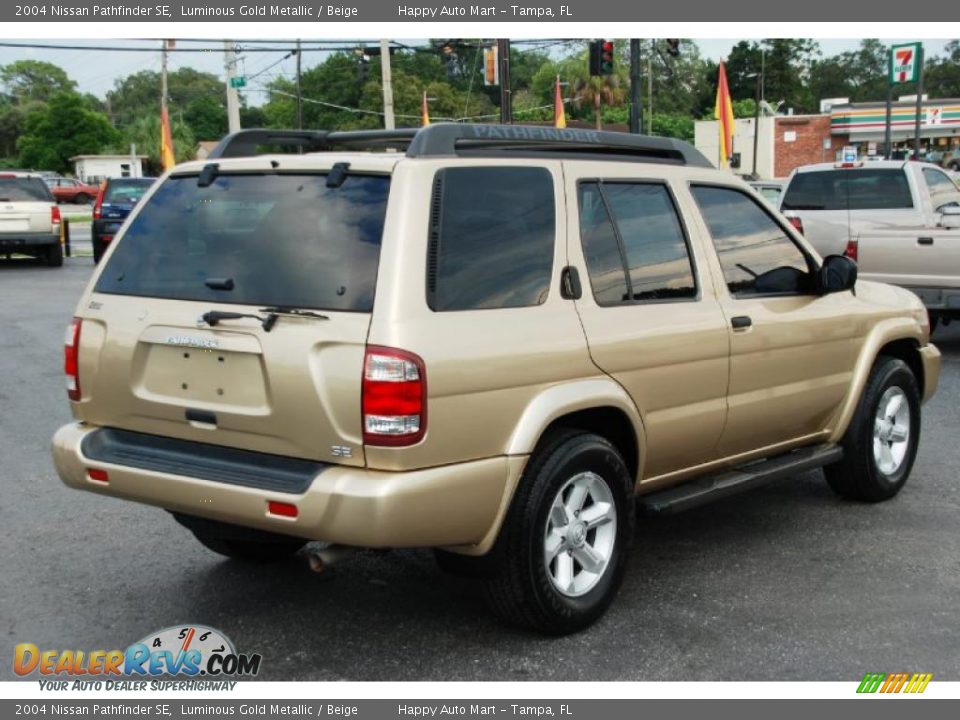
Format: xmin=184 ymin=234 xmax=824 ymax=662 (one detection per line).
xmin=482 ymin=431 xmax=634 ymax=635
xmin=824 ymin=356 xmax=920 ymax=502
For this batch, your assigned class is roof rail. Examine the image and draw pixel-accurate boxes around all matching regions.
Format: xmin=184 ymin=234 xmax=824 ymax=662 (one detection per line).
xmin=207 ymin=124 xmax=712 ymax=167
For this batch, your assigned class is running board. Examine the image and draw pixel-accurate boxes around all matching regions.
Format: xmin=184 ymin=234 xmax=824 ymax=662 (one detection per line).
xmin=638 ymin=444 xmax=843 ymax=515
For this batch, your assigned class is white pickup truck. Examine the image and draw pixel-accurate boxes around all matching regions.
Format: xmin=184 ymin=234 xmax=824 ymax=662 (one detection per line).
xmin=780 ymin=160 xmax=960 ymax=327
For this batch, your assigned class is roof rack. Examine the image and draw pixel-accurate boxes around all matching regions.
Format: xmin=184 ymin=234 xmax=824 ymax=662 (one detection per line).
xmin=207 ymin=123 xmax=712 ymax=167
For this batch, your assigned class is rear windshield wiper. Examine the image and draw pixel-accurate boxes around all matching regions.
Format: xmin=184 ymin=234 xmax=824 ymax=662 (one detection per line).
xmin=259 ymin=306 xmax=330 ymax=321
xmin=200 ymin=310 xmax=278 ymax=332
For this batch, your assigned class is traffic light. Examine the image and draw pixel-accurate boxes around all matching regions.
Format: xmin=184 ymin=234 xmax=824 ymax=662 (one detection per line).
xmin=589 ymin=39 xmax=615 ymax=76
xmin=666 ymin=39 xmax=681 ymax=57
xmin=356 ymin=49 xmax=370 ymax=82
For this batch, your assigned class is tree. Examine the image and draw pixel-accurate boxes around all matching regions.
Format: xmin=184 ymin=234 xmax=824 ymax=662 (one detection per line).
xmin=0 ymin=60 xmax=76 ymax=105
xmin=184 ymin=95 xmax=228 ymax=141
xmin=108 ymin=68 xmax=226 ymax=136
xmin=118 ymin=114 xmax=195 ymax=174
xmin=926 ymin=40 xmax=960 ymax=98
xmin=725 ymin=39 xmax=819 ymax=113
xmin=17 ymin=92 xmax=120 ymax=173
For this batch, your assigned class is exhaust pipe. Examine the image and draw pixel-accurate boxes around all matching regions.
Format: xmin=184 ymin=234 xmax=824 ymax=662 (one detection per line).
xmin=305 ymin=545 xmax=356 ymax=573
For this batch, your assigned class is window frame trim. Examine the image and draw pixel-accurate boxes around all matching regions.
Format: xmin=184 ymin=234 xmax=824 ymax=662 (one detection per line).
xmin=689 ymin=180 xmax=820 ymax=300
xmin=576 ymin=177 xmax=702 ymax=308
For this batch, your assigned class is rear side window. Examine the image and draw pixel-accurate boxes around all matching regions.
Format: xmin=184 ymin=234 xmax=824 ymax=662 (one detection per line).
xmin=922 ymin=168 xmax=960 ymax=210
xmin=578 ymin=181 xmax=696 ymax=304
xmin=781 ymin=169 xmax=913 ymax=211
xmin=427 ymin=166 xmax=555 ymax=311
xmin=0 ymin=177 xmax=54 ymax=202
xmin=104 ymin=180 xmax=154 ymax=204
xmin=96 ymin=173 xmax=389 ymax=313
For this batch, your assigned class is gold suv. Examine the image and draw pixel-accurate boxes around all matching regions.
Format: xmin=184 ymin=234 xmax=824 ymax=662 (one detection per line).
xmin=52 ymin=125 xmax=940 ymax=634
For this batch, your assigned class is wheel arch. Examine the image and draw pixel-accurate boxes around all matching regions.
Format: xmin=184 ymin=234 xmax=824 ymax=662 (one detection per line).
xmin=828 ymin=318 xmax=927 ymax=444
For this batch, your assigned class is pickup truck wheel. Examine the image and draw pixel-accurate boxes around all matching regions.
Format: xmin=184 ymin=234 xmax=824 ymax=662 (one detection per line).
xmin=44 ymin=242 xmax=63 ymax=268
xmin=482 ymin=431 xmax=633 ymax=635
xmin=824 ymin=357 xmax=920 ymax=502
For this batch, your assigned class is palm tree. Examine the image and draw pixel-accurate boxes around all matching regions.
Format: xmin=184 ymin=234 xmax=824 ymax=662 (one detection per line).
xmin=572 ymin=75 xmax=626 ymax=130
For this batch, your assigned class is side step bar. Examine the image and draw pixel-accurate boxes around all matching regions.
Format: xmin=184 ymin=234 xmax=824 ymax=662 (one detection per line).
xmin=638 ymin=443 xmax=843 ymax=515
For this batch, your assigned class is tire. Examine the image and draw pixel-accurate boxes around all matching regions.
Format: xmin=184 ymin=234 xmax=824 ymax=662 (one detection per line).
xmin=44 ymin=242 xmax=63 ymax=267
xmin=74 ymin=193 xmax=90 ymax=205
xmin=173 ymin=513 xmax=305 ymax=563
xmin=92 ymin=238 xmax=104 ymax=264
xmin=482 ymin=430 xmax=634 ymax=635
xmin=824 ymin=356 xmax=920 ymax=502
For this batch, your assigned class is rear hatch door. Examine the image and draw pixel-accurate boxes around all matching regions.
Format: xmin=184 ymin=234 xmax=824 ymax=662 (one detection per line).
xmin=96 ymin=179 xmax=155 ymax=237
xmin=76 ymin=163 xmax=394 ymax=466
xmin=0 ymin=176 xmax=54 ymax=235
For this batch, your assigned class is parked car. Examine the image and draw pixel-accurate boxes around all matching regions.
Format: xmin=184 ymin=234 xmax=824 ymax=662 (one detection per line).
xmin=53 ymin=126 xmax=939 ymax=634
xmin=780 ymin=161 xmax=960 ymax=327
xmin=748 ymin=179 xmax=785 ymax=205
xmin=0 ymin=172 xmax=63 ymax=266
xmin=45 ymin=176 xmax=100 ymax=205
xmin=92 ymin=177 xmax=157 ymax=263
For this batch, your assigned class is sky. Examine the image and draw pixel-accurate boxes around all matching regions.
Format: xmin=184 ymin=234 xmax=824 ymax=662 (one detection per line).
xmin=0 ymin=38 xmax=952 ymax=107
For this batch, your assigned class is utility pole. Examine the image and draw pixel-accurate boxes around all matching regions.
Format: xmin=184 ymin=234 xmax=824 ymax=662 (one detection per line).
xmin=629 ymin=39 xmax=642 ymax=134
xmin=224 ymin=40 xmax=241 ymax=134
xmin=751 ymin=71 xmax=762 ymax=178
xmin=647 ymin=40 xmax=654 ymax=135
xmin=380 ymin=39 xmax=395 ymax=130
xmin=913 ymin=45 xmax=925 ymax=160
xmin=498 ymin=39 xmax=512 ymax=124
xmin=161 ymin=39 xmax=169 ymax=124
xmin=883 ymin=82 xmax=893 ymax=159
xmin=295 ymin=39 xmax=303 ymax=130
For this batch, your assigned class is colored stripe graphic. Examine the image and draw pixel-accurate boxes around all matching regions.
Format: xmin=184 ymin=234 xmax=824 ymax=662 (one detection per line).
xmin=857 ymin=672 xmax=931 ymax=694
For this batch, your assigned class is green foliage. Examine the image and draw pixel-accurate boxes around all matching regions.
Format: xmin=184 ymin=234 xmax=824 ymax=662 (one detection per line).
xmin=184 ymin=95 xmax=228 ymax=140
xmin=108 ymin=68 xmax=227 ymax=134
xmin=117 ymin=114 xmax=195 ymax=174
xmin=17 ymin=92 xmax=120 ymax=173
xmin=0 ymin=60 xmax=76 ymax=105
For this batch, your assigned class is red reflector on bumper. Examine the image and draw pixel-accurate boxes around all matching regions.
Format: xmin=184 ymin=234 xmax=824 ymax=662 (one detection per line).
xmin=88 ymin=468 xmax=109 ymax=483
xmin=267 ymin=501 xmax=298 ymax=518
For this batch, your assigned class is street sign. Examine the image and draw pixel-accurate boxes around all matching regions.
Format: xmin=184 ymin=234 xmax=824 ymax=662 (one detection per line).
xmin=890 ymin=43 xmax=921 ymax=84
xmin=230 ymin=76 xmax=247 ymax=89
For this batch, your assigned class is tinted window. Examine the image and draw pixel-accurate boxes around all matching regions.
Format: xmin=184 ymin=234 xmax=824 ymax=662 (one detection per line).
xmin=579 ymin=182 xmax=696 ymax=304
xmin=922 ymin=168 xmax=960 ymax=210
xmin=692 ymin=185 xmax=812 ymax=296
xmin=0 ymin=177 xmax=54 ymax=202
xmin=781 ymin=169 xmax=913 ymax=210
xmin=105 ymin=179 xmax=154 ymax=204
xmin=96 ymin=173 xmax=389 ymax=312
xmin=428 ymin=167 xmax=555 ymax=311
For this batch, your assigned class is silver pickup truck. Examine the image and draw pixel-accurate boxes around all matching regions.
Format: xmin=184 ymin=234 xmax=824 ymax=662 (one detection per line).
xmin=780 ymin=161 xmax=960 ymax=327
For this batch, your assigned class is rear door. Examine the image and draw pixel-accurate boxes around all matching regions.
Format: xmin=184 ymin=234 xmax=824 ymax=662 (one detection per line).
xmin=75 ymin=164 xmax=394 ymax=467
xmin=96 ymin=179 xmax=154 ymax=238
xmin=0 ymin=176 xmax=55 ymax=235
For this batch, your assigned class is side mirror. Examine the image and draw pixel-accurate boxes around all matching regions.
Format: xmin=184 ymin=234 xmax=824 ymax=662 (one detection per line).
xmin=819 ymin=254 xmax=858 ymax=294
xmin=939 ymin=206 xmax=960 ymax=230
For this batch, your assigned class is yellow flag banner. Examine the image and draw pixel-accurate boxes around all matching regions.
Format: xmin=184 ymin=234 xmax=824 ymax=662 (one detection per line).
xmin=160 ymin=105 xmax=176 ymax=172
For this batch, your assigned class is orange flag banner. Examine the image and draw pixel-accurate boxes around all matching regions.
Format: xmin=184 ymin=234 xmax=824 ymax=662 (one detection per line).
xmin=714 ymin=61 xmax=735 ymax=167
xmin=421 ymin=91 xmax=430 ymax=127
xmin=554 ymin=75 xmax=566 ymax=129
xmin=160 ymin=105 xmax=176 ymax=171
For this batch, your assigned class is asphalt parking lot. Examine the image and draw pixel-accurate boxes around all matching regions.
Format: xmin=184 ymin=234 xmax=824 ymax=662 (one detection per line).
xmin=2 ymin=254 xmax=959 ymax=682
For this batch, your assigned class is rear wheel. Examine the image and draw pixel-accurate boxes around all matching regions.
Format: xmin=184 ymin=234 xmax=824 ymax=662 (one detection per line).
xmin=92 ymin=237 xmax=105 ymax=264
xmin=824 ymin=356 xmax=920 ymax=502
xmin=482 ymin=430 xmax=633 ymax=635
xmin=44 ymin=242 xmax=63 ymax=267
xmin=74 ymin=193 xmax=90 ymax=205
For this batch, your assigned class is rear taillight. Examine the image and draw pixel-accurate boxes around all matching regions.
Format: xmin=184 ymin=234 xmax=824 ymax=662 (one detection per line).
xmin=786 ymin=215 xmax=804 ymax=235
xmin=362 ymin=346 xmax=426 ymax=447
xmin=844 ymin=238 xmax=859 ymax=261
xmin=102 ymin=235 xmax=114 ymax=245
xmin=92 ymin=187 xmax=104 ymax=220
xmin=51 ymin=206 xmax=61 ymax=225
xmin=65 ymin=317 xmax=82 ymax=401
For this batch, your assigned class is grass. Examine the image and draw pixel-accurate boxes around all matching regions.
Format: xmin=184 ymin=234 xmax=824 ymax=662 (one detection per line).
xmin=65 ymin=215 xmax=92 ymax=224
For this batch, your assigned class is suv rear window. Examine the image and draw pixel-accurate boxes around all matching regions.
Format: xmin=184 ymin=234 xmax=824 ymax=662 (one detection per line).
xmin=104 ymin=179 xmax=154 ymax=204
xmin=0 ymin=177 xmax=54 ymax=202
xmin=781 ymin=169 xmax=913 ymax=211
xmin=95 ymin=173 xmax=389 ymax=313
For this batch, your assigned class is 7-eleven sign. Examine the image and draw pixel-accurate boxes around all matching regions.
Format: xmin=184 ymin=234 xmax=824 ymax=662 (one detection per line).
xmin=890 ymin=42 xmax=922 ymax=84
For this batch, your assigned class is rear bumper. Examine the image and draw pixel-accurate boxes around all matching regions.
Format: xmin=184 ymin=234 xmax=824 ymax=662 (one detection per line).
xmin=52 ymin=422 xmax=524 ymax=551
xmin=0 ymin=232 xmax=58 ymax=250
xmin=919 ymin=343 xmax=941 ymax=405
xmin=906 ymin=286 xmax=960 ymax=312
